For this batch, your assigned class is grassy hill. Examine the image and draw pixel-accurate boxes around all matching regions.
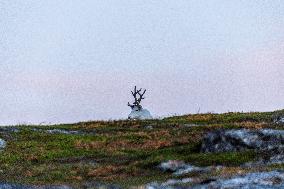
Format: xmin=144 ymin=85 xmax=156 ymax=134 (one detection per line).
xmin=0 ymin=110 xmax=283 ymax=188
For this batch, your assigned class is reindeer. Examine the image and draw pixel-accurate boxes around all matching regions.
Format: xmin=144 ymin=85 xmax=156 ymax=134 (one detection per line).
xmin=128 ymin=86 xmax=152 ymax=120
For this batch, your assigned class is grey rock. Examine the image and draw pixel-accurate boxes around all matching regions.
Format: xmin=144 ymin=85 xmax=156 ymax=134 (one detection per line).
xmin=147 ymin=171 xmax=284 ymax=189
xmin=182 ymin=124 xmax=201 ymax=127
xmin=159 ymin=160 xmax=209 ymax=176
xmin=159 ymin=160 xmax=185 ymax=172
xmin=45 ymin=129 xmax=80 ymax=135
xmin=82 ymin=182 xmax=122 ymax=189
xmin=0 ymin=183 xmax=34 ymax=189
xmin=193 ymin=171 xmax=284 ymax=189
xmin=31 ymin=128 xmax=90 ymax=135
xmin=0 ymin=127 xmax=20 ymax=133
xmin=201 ymin=129 xmax=284 ymax=153
xmin=0 ymin=182 xmax=122 ymax=189
xmin=0 ymin=183 xmax=72 ymax=189
xmin=280 ymin=117 xmax=284 ymax=123
xmin=0 ymin=139 xmax=6 ymax=150
xmin=275 ymin=117 xmax=284 ymax=124
xmin=0 ymin=127 xmax=20 ymax=141
xmin=145 ymin=125 xmax=154 ymax=130
xmin=146 ymin=179 xmax=192 ymax=189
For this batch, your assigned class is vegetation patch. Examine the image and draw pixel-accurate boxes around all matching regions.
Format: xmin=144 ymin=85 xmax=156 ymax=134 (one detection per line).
xmin=0 ymin=110 xmax=282 ymax=187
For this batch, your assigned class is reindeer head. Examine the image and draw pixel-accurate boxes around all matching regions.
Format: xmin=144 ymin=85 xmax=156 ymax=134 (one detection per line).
xmin=128 ymin=86 xmax=146 ymax=111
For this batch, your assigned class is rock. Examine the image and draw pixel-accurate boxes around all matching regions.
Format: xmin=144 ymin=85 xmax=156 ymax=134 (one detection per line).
xmin=201 ymin=129 xmax=284 ymax=153
xmin=199 ymin=179 xmax=217 ymax=185
xmin=174 ymin=165 xmax=208 ymax=176
xmin=159 ymin=160 xmax=209 ymax=176
xmin=82 ymin=182 xmax=122 ymax=189
xmin=0 ymin=182 xmax=121 ymax=189
xmin=163 ymin=178 xmax=193 ymax=186
xmin=145 ymin=125 xmax=153 ymax=130
xmin=275 ymin=117 xmax=284 ymax=124
xmin=31 ymin=128 xmax=89 ymax=135
xmin=46 ymin=129 xmax=80 ymax=135
xmin=145 ymin=182 xmax=163 ymax=189
xmin=268 ymin=154 xmax=284 ymax=164
xmin=272 ymin=110 xmax=284 ymax=124
xmin=146 ymin=178 xmax=193 ymax=189
xmin=0 ymin=139 xmax=6 ymax=150
xmin=159 ymin=160 xmax=185 ymax=172
xmin=0 ymin=183 xmax=34 ymax=189
xmin=0 ymin=183 xmax=72 ymax=189
xmin=146 ymin=171 xmax=284 ymax=189
xmin=193 ymin=171 xmax=284 ymax=189
xmin=0 ymin=127 xmax=20 ymax=133
xmin=182 ymin=124 xmax=201 ymax=128
xmin=0 ymin=127 xmax=20 ymax=141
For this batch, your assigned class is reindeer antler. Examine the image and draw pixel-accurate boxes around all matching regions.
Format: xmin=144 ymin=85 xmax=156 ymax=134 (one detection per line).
xmin=137 ymin=89 xmax=146 ymax=104
xmin=127 ymin=102 xmax=134 ymax=108
xmin=128 ymin=86 xmax=147 ymax=109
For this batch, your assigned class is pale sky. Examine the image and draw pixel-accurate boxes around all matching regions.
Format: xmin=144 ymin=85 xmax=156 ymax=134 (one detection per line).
xmin=1 ymin=0 xmax=284 ymax=125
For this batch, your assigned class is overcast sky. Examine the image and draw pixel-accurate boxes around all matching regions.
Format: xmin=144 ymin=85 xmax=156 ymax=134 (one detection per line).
xmin=1 ymin=0 xmax=284 ymax=125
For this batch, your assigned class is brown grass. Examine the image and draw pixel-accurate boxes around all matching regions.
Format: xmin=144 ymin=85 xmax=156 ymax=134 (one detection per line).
xmin=186 ymin=114 xmax=215 ymax=122
xmin=235 ymin=121 xmax=268 ymax=129
xmin=87 ymin=165 xmax=130 ymax=181
xmin=74 ymin=139 xmax=172 ymax=151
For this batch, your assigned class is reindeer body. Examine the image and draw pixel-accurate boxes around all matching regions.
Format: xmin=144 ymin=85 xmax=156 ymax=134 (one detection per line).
xmin=128 ymin=106 xmax=152 ymax=120
xmin=128 ymin=86 xmax=153 ymax=120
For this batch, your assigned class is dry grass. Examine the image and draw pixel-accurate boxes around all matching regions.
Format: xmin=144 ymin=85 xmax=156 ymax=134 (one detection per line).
xmin=87 ymin=165 xmax=130 ymax=181
xmin=74 ymin=139 xmax=173 ymax=151
xmin=186 ymin=114 xmax=215 ymax=122
xmin=234 ymin=121 xmax=268 ymax=129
